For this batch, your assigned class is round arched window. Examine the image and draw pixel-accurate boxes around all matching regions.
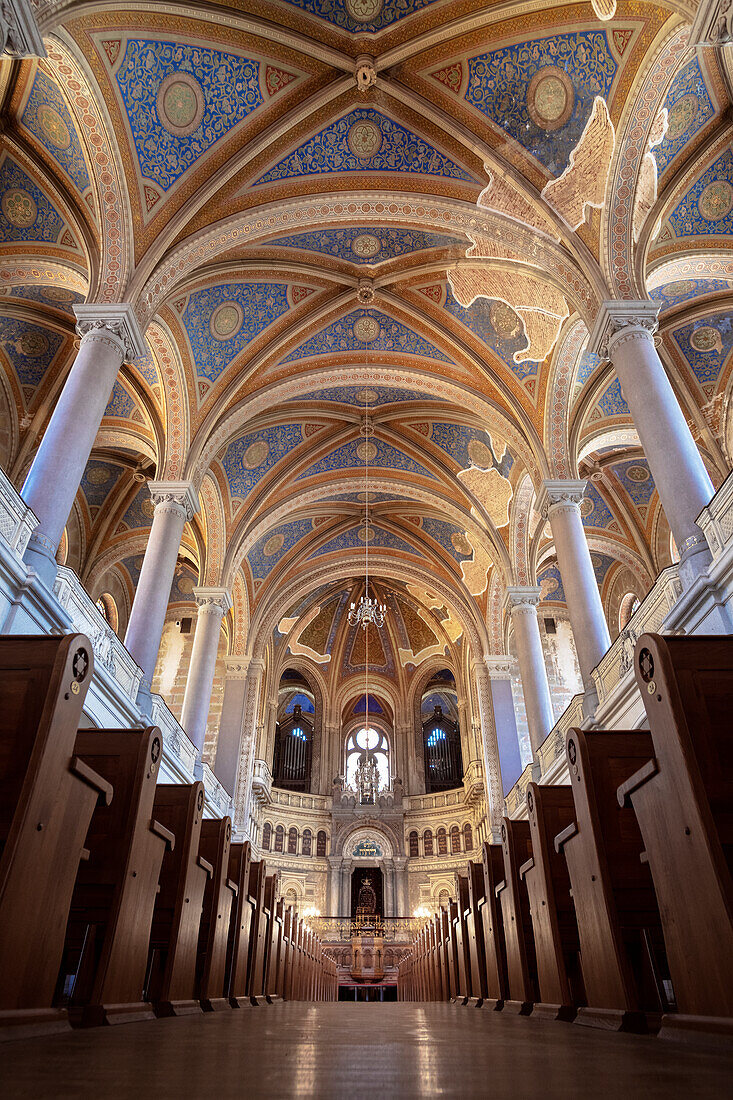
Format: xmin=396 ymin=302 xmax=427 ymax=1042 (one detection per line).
xmin=95 ymin=592 xmax=119 ymax=633
xmin=618 ymin=592 xmax=640 ymax=631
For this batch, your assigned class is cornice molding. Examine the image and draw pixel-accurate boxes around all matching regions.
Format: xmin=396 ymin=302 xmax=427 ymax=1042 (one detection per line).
xmin=589 ymin=300 xmax=660 ymax=360
xmin=74 ymin=303 xmax=147 ymax=363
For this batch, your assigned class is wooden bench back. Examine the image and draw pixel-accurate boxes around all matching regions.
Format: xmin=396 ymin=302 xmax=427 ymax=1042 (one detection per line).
xmin=479 ymin=841 xmax=509 ymax=1003
xmin=196 ymin=816 xmax=234 ymax=1006
xmin=497 ymin=817 xmax=538 ymax=1005
xmin=224 ymin=840 xmax=252 ymax=1003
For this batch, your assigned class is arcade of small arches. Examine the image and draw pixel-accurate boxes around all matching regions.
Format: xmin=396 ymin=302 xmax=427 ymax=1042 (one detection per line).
xmin=0 ymin=0 xmax=732 ymax=950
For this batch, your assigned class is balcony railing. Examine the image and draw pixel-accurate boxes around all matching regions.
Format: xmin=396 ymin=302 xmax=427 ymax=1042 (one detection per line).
xmin=251 ymin=758 xmax=273 ymax=807
xmin=0 ymin=473 xmax=37 ymax=559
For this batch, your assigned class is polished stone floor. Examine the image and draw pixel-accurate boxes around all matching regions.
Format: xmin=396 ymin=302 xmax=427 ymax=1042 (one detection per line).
xmin=3 ymin=1003 xmax=731 ymax=1099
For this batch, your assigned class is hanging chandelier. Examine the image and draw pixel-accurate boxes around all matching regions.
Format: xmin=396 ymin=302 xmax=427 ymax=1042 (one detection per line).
xmin=348 ymin=350 xmax=387 ymax=630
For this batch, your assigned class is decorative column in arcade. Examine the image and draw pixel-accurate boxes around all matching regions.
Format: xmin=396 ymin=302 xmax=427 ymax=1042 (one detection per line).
xmin=503 ymin=587 xmax=555 ymax=758
xmin=22 ymin=304 xmax=146 ymax=585
xmin=180 ymin=587 xmax=232 ymax=760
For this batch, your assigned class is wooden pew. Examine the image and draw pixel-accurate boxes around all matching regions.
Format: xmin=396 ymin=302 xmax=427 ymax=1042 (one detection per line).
xmin=262 ymin=873 xmax=281 ymax=1002
xmin=453 ymin=874 xmax=472 ymax=1003
xmin=438 ymin=908 xmax=452 ymax=1002
xmin=428 ymin=920 xmax=440 ymax=1001
xmin=146 ymin=782 xmax=211 ymax=1017
xmin=223 ymin=841 xmax=253 ymax=1008
xmin=433 ymin=914 xmax=445 ymax=1001
xmin=286 ymin=913 xmax=300 ymax=1002
xmin=477 ymin=841 xmax=509 ymax=1010
xmin=617 ymin=633 xmax=733 ymax=1039
xmin=446 ymin=899 xmax=461 ymax=1002
xmin=555 ymin=728 xmax=672 ymax=1032
xmin=0 ymin=635 xmax=111 ymax=1038
xmin=277 ymin=906 xmax=294 ymax=1000
xmin=496 ymin=818 xmax=539 ymax=1014
xmin=521 ymin=783 xmax=585 ymax=1021
xmin=465 ymin=861 xmax=488 ymax=1006
xmin=247 ymin=859 xmax=269 ymax=1003
xmin=196 ymin=816 xmax=235 ymax=1012
xmin=60 ymin=727 xmax=173 ymax=1027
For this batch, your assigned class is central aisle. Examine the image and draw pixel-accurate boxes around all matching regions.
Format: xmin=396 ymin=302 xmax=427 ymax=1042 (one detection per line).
xmin=3 ymin=1003 xmax=730 ymax=1099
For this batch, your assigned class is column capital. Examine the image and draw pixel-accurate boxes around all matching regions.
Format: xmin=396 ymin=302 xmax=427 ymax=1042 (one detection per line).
xmin=589 ymin=300 xmax=659 ymax=359
xmin=503 ymin=585 xmax=542 ymax=613
xmin=483 ymin=654 xmax=517 ymax=678
xmin=193 ymin=586 xmax=232 ymax=616
xmin=537 ymin=478 xmax=587 ymax=520
xmin=224 ymin=654 xmax=251 ymax=678
xmin=148 ymin=480 xmax=199 ymax=521
xmin=0 ymin=0 xmax=45 ymax=57
xmin=73 ymin=302 xmax=146 ymax=362
xmin=689 ymin=0 xmax=733 ymax=46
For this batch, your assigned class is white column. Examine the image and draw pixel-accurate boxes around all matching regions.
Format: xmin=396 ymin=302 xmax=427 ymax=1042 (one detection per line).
xmin=180 ymin=587 xmax=232 ymax=758
xmin=327 ymin=857 xmax=342 ymax=916
xmin=483 ymin=656 xmax=523 ymax=798
xmin=233 ymin=658 xmax=266 ymax=832
xmin=213 ymin=656 xmax=250 ymax=797
xmin=22 ymin=304 xmax=145 ymax=584
xmin=503 ymin=587 xmax=554 ymax=757
xmin=393 ymin=857 xmax=408 ymax=918
xmin=471 ymin=657 xmax=506 ymax=841
xmin=124 ymin=480 xmax=198 ymax=700
xmin=591 ymin=301 xmax=714 ymax=578
xmin=537 ymin=480 xmax=611 ymax=691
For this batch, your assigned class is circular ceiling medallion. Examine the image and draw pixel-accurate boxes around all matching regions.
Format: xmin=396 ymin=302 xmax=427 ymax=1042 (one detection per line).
xmin=210 ymin=301 xmax=243 ymax=341
xmin=450 ymin=531 xmax=472 ymax=556
xmin=18 ymin=331 xmax=48 ymax=357
xmin=527 ymin=66 xmax=575 ymax=131
xmin=353 ymin=315 xmax=380 ymax=343
xmin=690 ymin=325 xmax=721 ymax=353
xmin=351 ymin=233 xmax=381 ymax=258
xmin=142 ymin=498 xmax=156 ymax=518
xmin=87 ymin=466 xmax=111 ymax=485
xmin=489 ymin=301 xmax=522 ymax=339
xmin=358 ymin=524 xmax=375 ymax=542
xmin=178 ymin=575 xmax=195 ymax=594
xmin=579 ymin=497 xmax=594 ymax=517
xmin=264 ymin=532 xmax=285 ymax=556
xmin=666 ymin=94 xmax=699 ymax=141
xmin=37 ymin=104 xmax=71 ymax=150
xmin=356 ymin=440 xmax=377 ymax=462
xmin=625 ymin=464 xmax=650 ymax=483
xmin=345 ymin=0 xmax=383 ymax=20
xmin=42 ymin=285 xmax=75 ymax=303
xmin=358 ymin=491 xmax=375 ymax=502
xmin=347 ymin=120 xmax=383 ymax=160
xmin=244 ymin=440 xmax=270 ymax=468
xmin=2 ymin=188 xmax=37 ymax=228
xmin=356 ymin=387 xmax=379 ymax=403
xmin=467 ymin=439 xmax=493 ymax=469
xmin=662 ymin=280 xmax=695 ymax=298
xmin=156 ymin=72 xmax=205 ymax=137
xmin=698 ymin=179 xmax=733 ymax=222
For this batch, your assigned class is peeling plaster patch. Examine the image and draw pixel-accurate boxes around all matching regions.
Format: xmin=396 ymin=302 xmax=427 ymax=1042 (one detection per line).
xmin=542 ymin=97 xmax=615 ymax=229
xmin=632 ymin=109 xmax=667 ymax=244
xmin=287 ymin=603 xmax=332 ymax=663
xmin=405 ymin=585 xmax=464 ymax=644
xmin=458 ymin=532 xmax=493 ymax=595
xmin=458 ymin=465 xmax=514 ymax=529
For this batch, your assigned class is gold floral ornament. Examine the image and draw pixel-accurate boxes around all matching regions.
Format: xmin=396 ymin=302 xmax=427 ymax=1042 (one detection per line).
xmin=353 ymin=315 xmax=380 ymax=343
xmin=527 ymin=67 xmax=575 ymax=132
xmin=210 ymin=301 xmax=243 ymax=341
xmin=347 ymin=120 xmax=382 ymax=159
xmin=346 ymin=0 xmax=383 ymax=23
xmin=2 ymin=188 xmax=37 ymax=228
xmin=264 ymin=532 xmax=285 ymax=556
xmin=244 ymin=440 xmax=270 ymax=468
xmin=156 ymin=72 xmax=205 ymax=137
xmin=352 ymin=234 xmax=381 ymax=258
xmin=698 ymin=180 xmax=733 ymax=222
xmin=37 ymin=105 xmax=72 ymax=150
xmin=690 ymin=326 xmax=723 ymax=354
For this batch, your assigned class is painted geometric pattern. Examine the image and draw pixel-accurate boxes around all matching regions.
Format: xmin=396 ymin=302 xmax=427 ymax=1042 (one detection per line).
xmin=283 ymin=308 xmax=452 ymax=363
xmin=326 ymin=491 xmax=412 ymax=503
xmin=310 ymin=523 xmax=420 ymax=558
xmin=183 ymin=283 xmax=290 ymax=382
xmin=7 ymin=284 xmax=84 ymax=316
xmin=669 ymin=149 xmax=733 ymax=238
xmin=120 ymin=483 xmax=155 ymax=531
xmin=672 ymin=312 xmax=733 ymax=386
xmin=290 ymin=384 xmax=441 ymax=405
xmin=255 ymin=108 xmax=474 ymax=185
xmin=80 ymin=460 xmax=124 ymax=509
xmin=420 ymin=516 xmax=474 ymax=562
xmin=575 ymin=350 xmax=600 ymax=390
xmin=597 ymin=377 xmax=629 ymax=416
xmin=443 ymin=288 xmax=537 ymax=379
xmin=131 ymin=353 xmax=160 ymax=388
xmin=429 ymin=422 xmax=514 ymax=476
xmin=296 ymin=437 xmax=437 ymax=481
xmin=0 ymin=316 xmax=64 ymax=387
xmin=169 ymin=564 xmax=199 ymax=604
xmin=247 ymin=518 xmax=314 ymax=579
xmin=21 ymin=70 xmax=90 ymax=192
xmin=104 ymin=379 xmax=137 ymax=419
xmin=465 ymin=32 xmax=617 ymax=175
xmin=0 ymin=157 xmax=64 ymax=243
xmin=538 ymin=562 xmax=566 ymax=603
xmin=580 ymin=481 xmax=615 ymax=529
xmin=590 ymin=551 xmax=617 ymax=587
xmin=221 ymin=424 xmax=304 ymax=500
xmin=650 ymin=278 xmax=733 ymax=312
xmin=116 ymin=41 xmax=264 ymax=191
xmin=276 ymin=0 xmax=436 ymax=33
xmin=653 ymin=57 xmax=715 ymax=176
xmin=611 ymin=458 xmax=656 ymax=510
xmin=267 ymin=226 xmax=462 ymax=264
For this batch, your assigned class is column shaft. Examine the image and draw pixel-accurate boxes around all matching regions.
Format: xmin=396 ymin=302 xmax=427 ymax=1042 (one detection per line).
xmin=504 ymin=587 xmax=554 ymax=756
xmin=124 ymin=481 xmax=198 ymax=695
xmin=180 ymin=587 xmax=231 ymax=757
xmin=214 ymin=659 xmax=249 ymax=796
xmin=483 ymin=657 xmax=523 ymax=795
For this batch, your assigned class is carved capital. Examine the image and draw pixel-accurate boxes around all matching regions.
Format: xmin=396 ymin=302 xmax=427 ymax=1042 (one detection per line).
xmin=483 ymin=655 xmax=517 ymax=679
xmin=537 ymin=478 xmax=587 ymax=521
xmin=503 ymin=585 xmax=542 ymax=613
xmin=0 ymin=0 xmax=45 ymax=57
xmin=689 ymin=0 xmax=733 ymax=45
xmin=148 ymin=480 xmax=199 ymax=521
xmin=224 ymin=655 xmax=251 ymax=679
xmin=73 ymin=302 xmax=146 ymax=363
xmin=589 ymin=300 xmax=659 ymax=360
xmin=193 ymin=586 xmax=232 ymax=616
